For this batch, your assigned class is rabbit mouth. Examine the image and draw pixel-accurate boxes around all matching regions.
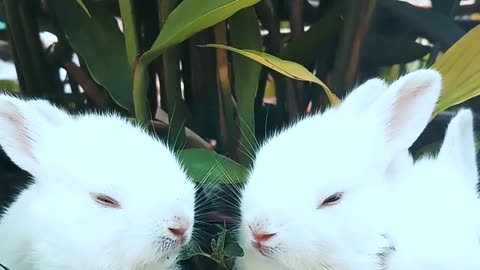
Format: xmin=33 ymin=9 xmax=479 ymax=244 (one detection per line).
xmin=251 ymin=241 xmax=277 ymax=258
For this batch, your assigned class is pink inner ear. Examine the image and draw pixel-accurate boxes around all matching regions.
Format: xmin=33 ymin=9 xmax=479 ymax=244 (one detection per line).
xmin=0 ymin=101 xmax=37 ymax=162
xmin=386 ymin=82 xmax=432 ymax=143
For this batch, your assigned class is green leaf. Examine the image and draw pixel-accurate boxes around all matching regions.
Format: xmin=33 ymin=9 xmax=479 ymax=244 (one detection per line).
xmin=215 ymin=229 xmax=227 ymax=256
xmin=199 ymin=44 xmax=340 ymax=106
xmin=0 ymin=80 xmax=20 ymax=93
xmin=229 ymin=7 xmax=262 ymax=166
xmin=177 ymin=149 xmax=248 ymax=184
xmin=50 ymin=0 xmax=133 ymax=111
xmin=378 ymin=0 xmax=465 ymax=48
xmin=361 ymin=34 xmax=431 ymax=67
xmin=177 ymin=243 xmax=210 ymax=261
xmin=279 ymin=1 xmax=344 ymax=66
xmin=224 ymin=242 xmax=244 ymax=258
xmin=140 ymin=0 xmax=261 ymax=65
xmin=432 ymin=25 xmax=480 ymax=118
xmin=75 ymin=0 xmax=92 ymax=18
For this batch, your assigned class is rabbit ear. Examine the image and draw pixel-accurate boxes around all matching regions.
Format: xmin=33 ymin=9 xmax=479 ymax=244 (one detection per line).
xmin=363 ymin=69 xmax=442 ymax=160
xmin=340 ymin=78 xmax=388 ymax=114
xmin=438 ymin=109 xmax=478 ymax=184
xmin=26 ymin=99 xmax=72 ymax=126
xmin=0 ymin=94 xmax=66 ymax=174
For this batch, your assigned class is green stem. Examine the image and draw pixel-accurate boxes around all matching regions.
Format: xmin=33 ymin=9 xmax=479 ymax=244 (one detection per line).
xmin=133 ymin=59 xmax=150 ymax=125
xmin=214 ymin=21 xmax=236 ymax=157
xmin=119 ymin=0 xmax=140 ymax=71
xmin=3 ymin=0 xmax=33 ymax=94
xmin=159 ymin=0 xmax=186 ymax=151
xmin=20 ymin=0 xmax=61 ymax=96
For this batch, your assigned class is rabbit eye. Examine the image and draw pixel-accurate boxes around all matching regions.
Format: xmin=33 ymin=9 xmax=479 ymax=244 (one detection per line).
xmin=318 ymin=192 xmax=343 ymax=208
xmin=91 ymin=193 xmax=121 ymax=209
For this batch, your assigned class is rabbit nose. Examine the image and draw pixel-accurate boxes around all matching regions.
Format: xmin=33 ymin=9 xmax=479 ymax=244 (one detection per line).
xmin=252 ymin=232 xmax=277 ymax=243
xmin=249 ymin=225 xmax=276 ymax=243
xmin=168 ymin=226 xmax=187 ymax=238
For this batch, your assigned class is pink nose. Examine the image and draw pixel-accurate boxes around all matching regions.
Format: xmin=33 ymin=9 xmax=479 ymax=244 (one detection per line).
xmin=168 ymin=227 xmax=187 ymax=238
xmin=252 ymin=231 xmax=276 ymax=243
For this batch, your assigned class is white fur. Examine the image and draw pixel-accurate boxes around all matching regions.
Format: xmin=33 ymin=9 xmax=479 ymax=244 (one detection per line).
xmin=386 ymin=108 xmax=480 ymax=270
xmin=0 ymin=94 xmax=196 ymax=270
xmin=235 ymin=69 xmax=456 ymax=270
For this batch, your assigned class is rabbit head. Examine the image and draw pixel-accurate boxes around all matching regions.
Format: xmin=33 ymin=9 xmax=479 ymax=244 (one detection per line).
xmin=0 ymin=94 xmax=196 ymax=270
xmin=236 ymin=70 xmax=442 ymax=270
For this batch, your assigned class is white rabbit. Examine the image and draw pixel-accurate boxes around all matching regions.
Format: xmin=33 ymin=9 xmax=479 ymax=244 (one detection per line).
xmin=385 ymin=108 xmax=480 ymax=270
xmin=0 ymin=94 xmax=196 ymax=270
xmin=235 ymin=69 xmax=443 ymax=270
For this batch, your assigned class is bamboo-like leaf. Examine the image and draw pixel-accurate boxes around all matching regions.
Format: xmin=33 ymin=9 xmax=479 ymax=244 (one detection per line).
xmin=432 ymin=25 xmax=480 ymax=118
xmin=199 ymin=44 xmax=340 ymax=106
xmin=140 ymin=0 xmax=261 ymax=65
xmin=177 ymin=149 xmax=248 ymax=184
xmin=75 ymin=0 xmax=92 ymax=18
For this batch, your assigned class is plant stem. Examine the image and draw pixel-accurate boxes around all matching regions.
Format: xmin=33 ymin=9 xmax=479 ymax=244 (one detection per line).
xmin=331 ymin=0 xmax=377 ymax=97
xmin=4 ymin=0 xmax=62 ymax=97
xmin=159 ymin=0 xmax=186 ymax=151
xmin=133 ymin=59 xmax=150 ymax=125
xmin=3 ymin=0 xmax=33 ymax=94
xmin=214 ymin=21 xmax=237 ymax=157
xmin=119 ymin=0 xmax=140 ymax=71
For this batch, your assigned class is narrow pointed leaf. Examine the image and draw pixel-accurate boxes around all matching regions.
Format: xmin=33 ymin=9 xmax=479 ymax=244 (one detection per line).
xmin=140 ymin=0 xmax=261 ymax=65
xmin=199 ymin=44 xmax=340 ymax=105
xmin=75 ymin=0 xmax=92 ymax=18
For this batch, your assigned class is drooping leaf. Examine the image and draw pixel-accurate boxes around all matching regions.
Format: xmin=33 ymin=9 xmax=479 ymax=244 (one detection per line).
xmin=140 ymin=0 xmax=261 ymax=65
xmin=224 ymin=242 xmax=245 ymax=257
xmin=50 ymin=0 xmax=133 ymax=111
xmin=199 ymin=44 xmax=340 ymax=105
xmin=75 ymin=0 xmax=92 ymax=18
xmin=432 ymin=25 xmax=480 ymax=118
xmin=229 ymin=7 xmax=262 ymax=166
xmin=177 ymin=149 xmax=248 ymax=184
xmin=378 ymin=0 xmax=465 ymax=48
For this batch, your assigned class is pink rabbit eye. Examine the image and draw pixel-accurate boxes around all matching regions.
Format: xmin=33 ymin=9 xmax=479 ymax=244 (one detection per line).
xmin=318 ymin=192 xmax=343 ymax=208
xmin=91 ymin=193 xmax=121 ymax=209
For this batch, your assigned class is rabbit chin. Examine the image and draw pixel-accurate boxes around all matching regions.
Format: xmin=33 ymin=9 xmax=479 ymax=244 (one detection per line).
xmin=234 ymin=234 xmax=388 ymax=270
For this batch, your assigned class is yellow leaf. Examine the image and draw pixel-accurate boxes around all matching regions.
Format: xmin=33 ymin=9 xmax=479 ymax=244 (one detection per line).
xmin=432 ymin=25 xmax=480 ymax=118
xmin=75 ymin=0 xmax=91 ymax=18
xmin=199 ymin=44 xmax=340 ymax=106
